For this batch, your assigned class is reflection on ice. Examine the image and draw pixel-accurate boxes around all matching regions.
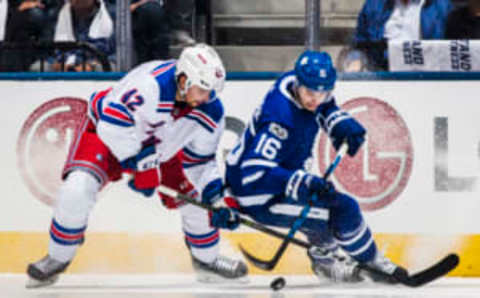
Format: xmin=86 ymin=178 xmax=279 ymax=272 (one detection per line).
xmin=3 ymin=274 xmax=480 ymax=298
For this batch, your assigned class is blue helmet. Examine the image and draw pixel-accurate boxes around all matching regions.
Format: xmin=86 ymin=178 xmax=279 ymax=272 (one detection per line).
xmin=294 ymin=50 xmax=337 ymax=91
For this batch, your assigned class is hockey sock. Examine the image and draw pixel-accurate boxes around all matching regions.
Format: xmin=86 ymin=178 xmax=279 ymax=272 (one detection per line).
xmin=329 ymin=193 xmax=377 ymax=263
xmin=180 ymin=203 xmax=220 ymax=264
xmin=49 ymin=171 xmax=99 ymax=262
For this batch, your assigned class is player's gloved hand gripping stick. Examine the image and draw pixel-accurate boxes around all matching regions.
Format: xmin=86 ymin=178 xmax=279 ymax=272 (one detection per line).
xmin=238 ymin=142 xmax=349 ymax=271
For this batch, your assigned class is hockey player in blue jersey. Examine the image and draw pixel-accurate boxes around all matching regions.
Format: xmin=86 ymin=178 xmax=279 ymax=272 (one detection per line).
xmin=204 ymin=50 xmax=408 ymax=283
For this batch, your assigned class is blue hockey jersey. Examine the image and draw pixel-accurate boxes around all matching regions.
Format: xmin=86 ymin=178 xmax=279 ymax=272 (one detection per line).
xmin=225 ymin=71 xmax=339 ymax=209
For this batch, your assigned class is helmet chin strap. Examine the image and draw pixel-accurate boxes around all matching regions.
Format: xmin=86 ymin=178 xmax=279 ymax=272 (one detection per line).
xmin=290 ymin=83 xmax=304 ymax=109
xmin=177 ymin=75 xmax=191 ymax=100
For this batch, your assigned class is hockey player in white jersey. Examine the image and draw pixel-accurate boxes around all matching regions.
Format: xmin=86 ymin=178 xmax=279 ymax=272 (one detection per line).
xmin=26 ymin=44 xmax=247 ymax=288
xmin=207 ymin=50 xmax=408 ymax=283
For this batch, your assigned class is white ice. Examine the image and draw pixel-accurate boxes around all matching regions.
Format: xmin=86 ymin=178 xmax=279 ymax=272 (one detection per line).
xmin=3 ymin=274 xmax=480 ymax=298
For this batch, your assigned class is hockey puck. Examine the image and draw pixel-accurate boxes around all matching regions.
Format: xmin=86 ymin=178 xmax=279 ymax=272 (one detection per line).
xmin=270 ymin=277 xmax=286 ymax=291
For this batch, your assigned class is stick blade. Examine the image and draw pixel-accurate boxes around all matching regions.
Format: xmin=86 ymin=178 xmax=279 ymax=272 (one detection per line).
xmin=408 ymin=253 xmax=460 ymax=287
xmin=239 ymin=244 xmax=275 ymax=271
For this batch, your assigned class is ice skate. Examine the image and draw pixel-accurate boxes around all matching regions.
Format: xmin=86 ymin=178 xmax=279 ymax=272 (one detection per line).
xmin=26 ymin=255 xmax=70 ymax=288
xmin=308 ymin=246 xmax=362 ymax=283
xmin=360 ymin=251 xmax=409 ymax=284
xmin=192 ymin=255 xmax=249 ymax=283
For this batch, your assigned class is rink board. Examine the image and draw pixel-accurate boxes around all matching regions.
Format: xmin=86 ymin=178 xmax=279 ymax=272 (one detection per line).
xmin=2 ymin=76 xmax=480 ymax=276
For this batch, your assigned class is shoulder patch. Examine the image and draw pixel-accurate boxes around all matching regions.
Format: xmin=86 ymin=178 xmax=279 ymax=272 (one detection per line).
xmin=269 ymin=123 xmax=288 ymax=140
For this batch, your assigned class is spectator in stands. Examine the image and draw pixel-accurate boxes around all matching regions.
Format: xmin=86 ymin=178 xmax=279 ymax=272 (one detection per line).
xmin=445 ymin=0 xmax=480 ymax=39
xmin=343 ymin=0 xmax=453 ymax=71
xmin=130 ymin=0 xmax=170 ymax=65
xmin=1 ymin=0 xmax=61 ymax=71
xmin=165 ymin=0 xmax=195 ymax=45
xmin=52 ymin=0 xmax=115 ymax=71
xmin=5 ymin=0 xmax=59 ymax=42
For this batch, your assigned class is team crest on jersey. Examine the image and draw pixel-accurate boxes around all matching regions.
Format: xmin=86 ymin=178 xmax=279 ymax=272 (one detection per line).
xmin=17 ymin=97 xmax=87 ymax=206
xmin=268 ymin=123 xmax=288 ymax=140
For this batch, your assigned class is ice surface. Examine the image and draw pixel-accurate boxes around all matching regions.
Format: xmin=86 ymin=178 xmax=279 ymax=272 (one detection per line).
xmin=3 ymin=274 xmax=480 ymax=298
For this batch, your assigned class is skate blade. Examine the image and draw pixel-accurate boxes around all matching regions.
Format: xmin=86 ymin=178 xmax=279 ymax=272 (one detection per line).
xmin=196 ymin=273 xmax=250 ymax=284
xmin=26 ymin=275 xmax=59 ymax=289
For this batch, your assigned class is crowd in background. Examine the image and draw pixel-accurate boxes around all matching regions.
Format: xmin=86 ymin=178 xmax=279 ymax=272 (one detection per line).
xmin=340 ymin=0 xmax=480 ymax=71
xmin=0 ymin=0 xmax=479 ymax=72
xmin=0 ymin=0 xmax=196 ymax=71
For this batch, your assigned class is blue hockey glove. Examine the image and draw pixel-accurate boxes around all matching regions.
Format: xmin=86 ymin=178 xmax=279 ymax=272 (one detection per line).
xmin=329 ymin=113 xmax=366 ymax=157
xmin=120 ymin=145 xmax=158 ymax=171
xmin=317 ymin=102 xmax=366 ymax=157
xmin=286 ymin=170 xmax=335 ymax=203
xmin=210 ymin=208 xmax=240 ymax=230
xmin=201 ymin=178 xmax=224 ymax=205
xmin=127 ymin=179 xmax=155 ymax=197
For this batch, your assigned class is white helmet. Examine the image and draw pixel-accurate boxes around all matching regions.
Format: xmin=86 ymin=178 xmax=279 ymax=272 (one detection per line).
xmin=175 ymin=43 xmax=226 ymax=94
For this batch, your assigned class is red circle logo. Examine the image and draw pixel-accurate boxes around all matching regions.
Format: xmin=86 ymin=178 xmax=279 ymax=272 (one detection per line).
xmin=17 ymin=97 xmax=87 ymax=206
xmin=318 ymin=97 xmax=414 ymax=211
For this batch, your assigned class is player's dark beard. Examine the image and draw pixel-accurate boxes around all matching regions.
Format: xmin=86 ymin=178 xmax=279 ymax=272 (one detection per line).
xmin=174 ymin=101 xmax=188 ymax=109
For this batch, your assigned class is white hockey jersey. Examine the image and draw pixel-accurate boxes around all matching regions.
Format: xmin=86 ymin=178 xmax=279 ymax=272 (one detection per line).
xmin=87 ymin=60 xmax=225 ymax=191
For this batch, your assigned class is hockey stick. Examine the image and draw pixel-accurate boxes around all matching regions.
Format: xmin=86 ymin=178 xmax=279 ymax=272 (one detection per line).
xmin=157 ymin=184 xmax=314 ymax=245
xmin=401 ymin=253 xmax=459 ymax=287
xmin=156 ymin=184 xmax=459 ymax=287
xmin=357 ymin=253 xmax=460 ymax=287
xmin=238 ymin=142 xmax=349 ymax=271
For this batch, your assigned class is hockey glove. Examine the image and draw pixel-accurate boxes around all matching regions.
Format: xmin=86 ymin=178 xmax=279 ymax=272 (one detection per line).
xmin=330 ymin=114 xmax=365 ymax=157
xmin=286 ymin=170 xmax=335 ymax=204
xmin=210 ymin=208 xmax=240 ymax=230
xmin=201 ymin=178 xmax=224 ymax=205
xmin=318 ymin=103 xmax=366 ymax=157
xmin=120 ymin=145 xmax=159 ymax=171
xmin=121 ymin=145 xmax=161 ymax=198
xmin=128 ymin=179 xmax=156 ymax=197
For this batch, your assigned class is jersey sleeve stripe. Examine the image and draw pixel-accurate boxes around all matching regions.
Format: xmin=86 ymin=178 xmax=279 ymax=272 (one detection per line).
xmin=185 ymin=115 xmax=214 ymax=133
xmin=240 ymin=159 xmax=278 ymax=169
xmin=88 ymin=88 xmax=111 ymax=122
xmin=236 ymin=194 xmax=273 ymax=207
xmin=190 ymin=110 xmax=217 ymax=128
xmin=182 ymin=160 xmax=210 ymax=168
xmin=241 ymin=170 xmax=265 ymax=185
xmin=100 ymin=103 xmax=134 ymax=127
xmin=182 ymin=155 xmax=214 ymax=163
xmin=106 ymin=103 xmax=134 ymax=121
xmin=269 ymin=204 xmax=329 ymax=220
xmin=183 ymin=147 xmax=215 ymax=160
xmin=103 ymin=107 xmax=134 ymax=124
xmin=182 ymin=148 xmax=215 ymax=168
xmin=151 ymin=61 xmax=176 ymax=77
